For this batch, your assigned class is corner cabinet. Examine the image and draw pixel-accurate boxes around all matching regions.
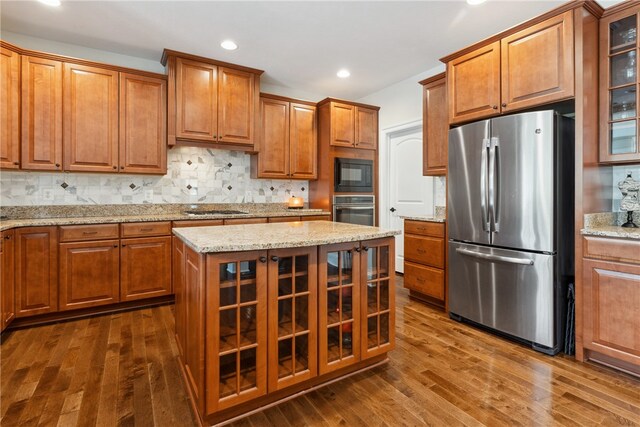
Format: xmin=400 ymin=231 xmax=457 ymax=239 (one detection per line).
xmin=164 ymin=49 xmax=263 ymax=148
xmin=599 ymin=4 xmax=640 ymax=163
xmin=420 ymin=73 xmax=448 ymax=176
xmin=446 ymin=10 xmax=574 ymax=124
xmin=252 ymin=94 xmax=317 ymax=180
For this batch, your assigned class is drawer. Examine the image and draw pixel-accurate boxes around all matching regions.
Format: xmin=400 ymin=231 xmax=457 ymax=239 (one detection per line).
xmin=404 ymin=261 xmax=444 ymax=300
xmin=405 ymin=235 xmax=444 ymax=268
xmin=268 ymin=216 xmax=300 ymax=223
xmin=121 ymin=221 xmax=172 ymax=238
xmin=172 ymin=220 xmax=224 ymax=228
xmin=224 ymin=218 xmax=268 ymax=225
xmin=300 ymin=215 xmax=330 ymax=221
xmin=59 ymin=224 xmax=120 ymax=242
xmin=405 ymin=220 xmax=445 ymax=238
xmin=583 ymin=236 xmax=640 ymax=265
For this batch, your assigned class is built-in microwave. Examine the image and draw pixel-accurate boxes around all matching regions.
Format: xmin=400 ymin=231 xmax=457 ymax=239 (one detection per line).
xmin=334 ymin=158 xmax=374 ymax=193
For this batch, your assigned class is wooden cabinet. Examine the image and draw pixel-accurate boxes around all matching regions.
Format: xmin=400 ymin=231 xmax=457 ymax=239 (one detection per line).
xmin=165 ymin=50 xmax=262 ymax=148
xmin=446 ymin=11 xmax=574 ymax=124
xmin=173 ymin=237 xmax=187 ymax=357
xmin=1 ymin=230 xmax=15 ymax=331
xmin=21 ymin=56 xmax=63 ymax=171
xmin=119 ymin=73 xmax=167 ymax=174
xmin=121 ymin=236 xmax=172 ymax=301
xmin=403 ymin=220 xmax=446 ymax=308
xmin=267 ymin=216 xmax=300 ymax=223
xmin=253 ymin=94 xmax=317 ymax=179
xmin=323 ymin=100 xmax=378 ymax=150
xmin=223 ymin=218 xmax=267 ymax=226
xmin=599 ymin=5 xmax=640 ymax=163
xmin=0 ymin=45 xmax=20 ymax=170
xmin=581 ymin=236 xmax=640 ymax=374
xmin=63 ymin=63 xmax=119 ymax=173
xmin=419 ymin=73 xmax=448 ymax=176
xmin=15 ymin=227 xmax=58 ymax=317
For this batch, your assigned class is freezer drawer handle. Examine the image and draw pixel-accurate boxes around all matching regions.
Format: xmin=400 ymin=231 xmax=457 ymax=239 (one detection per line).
xmin=456 ymin=248 xmax=534 ymax=266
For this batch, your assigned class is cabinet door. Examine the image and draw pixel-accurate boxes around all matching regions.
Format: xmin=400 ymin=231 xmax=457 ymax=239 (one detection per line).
xmin=175 ymin=58 xmax=217 ymax=142
xmin=599 ymin=8 xmax=640 ymax=163
xmin=0 ymin=47 xmax=20 ymax=169
xmin=59 ymin=240 xmax=120 ymax=311
xmin=330 ymin=102 xmax=355 ymax=147
xmin=120 ymin=236 xmax=172 ymax=301
xmin=501 ymin=10 xmax=574 ymax=113
xmin=1 ymin=230 xmax=15 ymax=330
xmin=447 ymin=41 xmax=501 ymax=124
xmin=63 ymin=63 xmax=119 ymax=172
xmin=173 ymin=237 xmax=187 ymax=357
xmin=355 ymin=106 xmax=378 ymax=150
xmin=422 ymin=75 xmax=448 ymax=176
xmin=15 ymin=227 xmax=58 ymax=317
xmin=318 ymin=242 xmax=361 ymax=374
xmin=583 ymin=259 xmax=640 ymax=367
xmin=267 ymin=247 xmax=317 ymax=391
xmin=206 ymin=251 xmax=267 ymax=413
xmin=21 ymin=56 xmax=63 ymax=171
xmin=218 ymin=67 xmax=255 ymax=146
xmin=184 ymin=245 xmax=206 ymax=413
xmin=360 ymin=238 xmax=395 ymax=359
xmin=257 ymin=97 xmax=289 ymax=178
xmin=119 ymin=73 xmax=167 ymax=174
xmin=289 ymin=102 xmax=317 ymax=179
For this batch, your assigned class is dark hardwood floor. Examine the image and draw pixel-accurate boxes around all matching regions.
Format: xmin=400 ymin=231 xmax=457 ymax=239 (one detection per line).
xmin=2 ymin=275 xmax=639 ymax=426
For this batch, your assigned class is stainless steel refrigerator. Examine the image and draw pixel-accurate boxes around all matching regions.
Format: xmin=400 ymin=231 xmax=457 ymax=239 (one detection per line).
xmin=447 ymin=110 xmax=574 ymax=355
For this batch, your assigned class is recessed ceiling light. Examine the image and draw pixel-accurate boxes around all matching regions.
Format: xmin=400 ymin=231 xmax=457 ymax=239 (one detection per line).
xmin=467 ymin=0 xmax=487 ymax=4
xmin=38 ymin=0 xmax=61 ymax=6
xmin=337 ymin=69 xmax=351 ymax=78
xmin=220 ymin=40 xmax=238 ymax=51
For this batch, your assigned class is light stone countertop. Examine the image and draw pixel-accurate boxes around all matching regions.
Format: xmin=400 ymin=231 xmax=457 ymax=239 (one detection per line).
xmin=580 ymin=226 xmax=640 ymax=240
xmin=401 ymin=215 xmax=446 ymax=223
xmin=0 ymin=209 xmax=329 ymax=232
xmin=173 ymin=221 xmax=401 ymax=253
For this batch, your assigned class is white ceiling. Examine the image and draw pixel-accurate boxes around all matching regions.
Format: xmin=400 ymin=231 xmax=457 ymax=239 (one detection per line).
xmin=0 ymin=0 xmax=626 ymax=100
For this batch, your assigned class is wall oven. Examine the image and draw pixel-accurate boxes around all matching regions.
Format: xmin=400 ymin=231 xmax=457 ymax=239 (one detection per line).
xmin=334 ymin=158 xmax=373 ymax=193
xmin=333 ymin=195 xmax=375 ymax=226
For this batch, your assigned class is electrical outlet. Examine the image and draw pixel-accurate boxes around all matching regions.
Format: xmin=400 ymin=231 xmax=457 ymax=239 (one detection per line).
xmin=42 ymin=189 xmax=54 ymax=201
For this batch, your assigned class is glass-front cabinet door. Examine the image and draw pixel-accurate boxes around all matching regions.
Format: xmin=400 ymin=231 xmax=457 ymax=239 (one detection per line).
xmin=267 ymin=247 xmax=317 ymax=391
xmin=318 ymin=242 xmax=361 ymax=374
xmin=601 ymin=6 xmax=640 ymax=163
xmin=206 ymin=251 xmax=268 ymax=414
xmin=360 ymin=238 xmax=396 ymax=358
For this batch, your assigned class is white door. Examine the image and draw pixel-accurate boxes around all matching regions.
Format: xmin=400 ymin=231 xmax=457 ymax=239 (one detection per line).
xmin=388 ymin=126 xmax=434 ymax=273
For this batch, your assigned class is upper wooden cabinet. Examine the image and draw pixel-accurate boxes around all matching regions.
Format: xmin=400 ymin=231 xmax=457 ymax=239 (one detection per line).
xmin=445 ymin=10 xmax=574 ymax=124
xmin=599 ymin=4 xmax=640 ymax=164
xmin=21 ymin=56 xmax=63 ymax=171
xmin=252 ymin=94 xmax=317 ymax=180
xmin=0 ymin=45 xmax=20 ymax=170
xmin=320 ymin=99 xmax=379 ymax=150
xmin=419 ymin=73 xmax=448 ymax=176
xmin=163 ymin=49 xmax=263 ymax=149
xmin=119 ymin=73 xmax=167 ymax=174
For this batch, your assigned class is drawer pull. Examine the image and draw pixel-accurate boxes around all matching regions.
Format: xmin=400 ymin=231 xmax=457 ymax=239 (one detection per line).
xmin=139 ymin=228 xmax=153 ymax=232
xmin=82 ymin=231 xmax=98 ymax=235
xmin=417 ymin=277 xmax=425 ymax=283
xmin=417 ymin=248 xmax=426 ymax=254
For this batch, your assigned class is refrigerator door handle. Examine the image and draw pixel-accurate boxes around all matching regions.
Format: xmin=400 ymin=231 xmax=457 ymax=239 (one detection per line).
xmin=481 ymin=138 xmax=490 ymax=232
xmin=456 ymin=248 xmax=534 ymax=266
xmin=488 ymin=137 xmax=500 ymax=232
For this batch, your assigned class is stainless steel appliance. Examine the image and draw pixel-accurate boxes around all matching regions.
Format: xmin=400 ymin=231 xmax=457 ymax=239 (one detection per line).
xmin=334 ymin=158 xmax=374 ymax=193
xmin=333 ymin=195 xmax=375 ymax=226
xmin=448 ymin=110 xmax=574 ymax=355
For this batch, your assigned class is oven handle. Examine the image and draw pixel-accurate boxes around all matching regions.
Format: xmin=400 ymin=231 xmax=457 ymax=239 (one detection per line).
xmin=334 ymin=206 xmax=375 ymax=210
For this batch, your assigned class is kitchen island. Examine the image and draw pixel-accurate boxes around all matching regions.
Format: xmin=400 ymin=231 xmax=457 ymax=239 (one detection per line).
xmin=172 ymin=221 xmax=400 ymax=425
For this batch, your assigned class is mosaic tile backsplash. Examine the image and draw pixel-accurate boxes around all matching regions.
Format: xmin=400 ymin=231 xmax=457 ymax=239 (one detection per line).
xmin=0 ymin=147 xmax=309 ymax=206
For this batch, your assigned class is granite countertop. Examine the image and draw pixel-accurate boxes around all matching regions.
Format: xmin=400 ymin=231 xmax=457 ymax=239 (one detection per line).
xmin=401 ymin=215 xmax=446 ymax=223
xmin=173 ymin=221 xmax=401 ymax=253
xmin=581 ymin=211 xmax=640 ymax=240
xmin=0 ymin=203 xmax=330 ymax=232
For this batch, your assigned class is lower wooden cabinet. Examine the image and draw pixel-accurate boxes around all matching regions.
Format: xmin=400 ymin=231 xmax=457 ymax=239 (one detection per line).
xmin=184 ymin=244 xmax=206 ymax=413
xmin=15 ymin=226 xmax=58 ymax=317
xmin=59 ymin=240 xmax=120 ymax=311
xmin=121 ymin=236 xmax=172 ymax=301
xmin=1 ymin=230 xmax=15 ymax=330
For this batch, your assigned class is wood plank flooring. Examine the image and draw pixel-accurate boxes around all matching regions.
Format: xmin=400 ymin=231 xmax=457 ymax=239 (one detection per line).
xmin=2 ymin=275 xmax=639 ymax=426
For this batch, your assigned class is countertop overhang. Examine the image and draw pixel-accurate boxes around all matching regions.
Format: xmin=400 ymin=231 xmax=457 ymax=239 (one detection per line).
xmin=173 ymin=221 xmax=401 ymax=253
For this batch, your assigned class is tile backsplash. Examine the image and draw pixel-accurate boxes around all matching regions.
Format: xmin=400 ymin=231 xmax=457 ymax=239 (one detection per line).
xmin=0 ymin=147 xmax=309 ymax=206
xmin=434 ymin=176 xmax=446 ymax=207
xmin=612 ymin=165 xmax=640 ymax=212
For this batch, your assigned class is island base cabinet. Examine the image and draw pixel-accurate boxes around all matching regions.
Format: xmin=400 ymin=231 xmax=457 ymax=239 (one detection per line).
xmin=120 ymin=236 xmax=172 ymax=301
xmin=184 ymin=245 xmax=206 ymax=413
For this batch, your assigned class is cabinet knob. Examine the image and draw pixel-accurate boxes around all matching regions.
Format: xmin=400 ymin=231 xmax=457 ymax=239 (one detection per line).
xmin=271 ymin=256 xmax=279 ymax=262
xmin=501 ymin=103 xmax=507 ymax=108
xmin=122 ymin=244 xmax=126 ymax=247
xmin=213 ymin=135 xmax=217 ymax=140
xmin=218 ymin=135 xmax=223 ymax=140
xmin=4 ymin=235 xmax=11 ymax=240
xmin=113 ymin=245 xmax=118 ymax=248
xmin=55 ymin=163 xmax=60 ymax=168
xmin=259 ymin=256 xmax=267 ymax=263
xmin=354 ymin=247 xmax=361 ymax=253
xmin=13 ymin=162 xmax=19 ymax=165
xmin=113 ymin=166 xmax=117 ymax=169
xmin=363 ymin=246 xmax=369 ymax=252
xmin=492 ymin=105 xmax=498 ymax=110
xmin=120 ymin=166 xmax=124 ymax=170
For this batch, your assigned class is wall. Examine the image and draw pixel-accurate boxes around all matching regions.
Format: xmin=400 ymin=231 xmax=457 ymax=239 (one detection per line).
xmin=612 ymin=164 xmax=640 ymax=212
xmin=1 ymin=147 xmax=308 ymax=206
